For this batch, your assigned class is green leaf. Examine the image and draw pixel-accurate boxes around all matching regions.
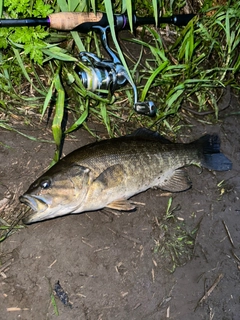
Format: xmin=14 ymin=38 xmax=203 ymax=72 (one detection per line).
xmin=42 ymin=81 xmax=55 ymax=118
xmin=100 ymin=102 xmax=112 ymax=136
xmin=0 ymin=122 xmax=53 ymax=143
xmin=65 ymin=101 xmax=89 ymax=134
xmin=141 ymin=61 xmax=169 ymax=101
xmin=42 ymin=47 xmax=78 ymax=62
xmin=51 ymin=66 xmax=65 ymax=162
xmin=152 ymin=0 xmax=158 ymax=26
xmin=68 ymin=0 xmax=81 ymax=12
xmin=57 ymin=0 xmax=68 ymax=12
xmin=166 ymin=84 xmax=185 ymax=109
xmin=125 ymin=0 xmax=133 ymax=31
xmin=70 ymin=31 xmax=86 ymax=52
xmin=32 ymin=0 xmax=53 ymax=17
xmin=0 ymin=0 xmax=3 ymax=17
xmin=50 ymin=293 xmax=59 ymax=316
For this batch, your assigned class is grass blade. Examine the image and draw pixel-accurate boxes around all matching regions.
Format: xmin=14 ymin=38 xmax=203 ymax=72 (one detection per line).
xmin=141 ymin=61 xmax=169 ymax=101
xmin=51 ymin=66 xmax=65 ymax=163
xmin=42 ymin=47 xmax=78 ymax=62
xmin=12 ymin=47 xmax=46 ymax=96
xmin=0 ymin=122 xmax=53 ymax=143
xmin=91 ymin=0 xmax=96 ymax=12
xmin=42 ymin=81 xmax=54 ymax=118
xmin=69 ymin=0 xmax=81 ymax=11
xmin=65 ymin=100 xmax=89 ymax=134
xmin=71 ymin=32 xmax=86 ymax=52
xmin=152 ymin=0 xmax=158 ymax=26
xmin=125 ymin=0 xmax=133 ymax=31
xmin=57 ymin=0 xmax=68 ymax=12
xmin=100 ymin=102 xmax=112 ymax=136
xmin=0 ymin=0 xmax=3 ymax=17
xmin=50 ymin=293 xmax=59 ymax=316
xmin=104 ymin=0 xmax=134 ymax=88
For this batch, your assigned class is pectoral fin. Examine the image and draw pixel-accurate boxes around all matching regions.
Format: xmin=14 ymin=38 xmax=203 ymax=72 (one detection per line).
xmin=160 ymin=169 xmax=192 ymax=192
xmin=94 ymin=164 xmax=124 ymax=188
xmin=106 ymin=199 xmax=135 ymax=211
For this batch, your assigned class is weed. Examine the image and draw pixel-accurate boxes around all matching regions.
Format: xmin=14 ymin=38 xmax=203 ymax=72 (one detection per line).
xmin=0 ymin=0 xmax=239 ymax=154
xmin=0 ymin=0 xmax=53 ymax=66
xmin=0 ymin=222 xmax=24 ymax=242
xmin=153 ymin=197 xmax=196 ymax=273
xmin=130 ymin=1 xmax=240 ymax=128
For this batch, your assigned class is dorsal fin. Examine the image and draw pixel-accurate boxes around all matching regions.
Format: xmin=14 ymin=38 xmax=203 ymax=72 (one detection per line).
xmin=126 ymin=128 xmax=171 ymax=144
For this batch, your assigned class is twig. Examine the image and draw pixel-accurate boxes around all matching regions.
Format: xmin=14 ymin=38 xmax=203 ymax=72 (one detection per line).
xmin=81 ymin=238 xmax=94 ymax=248
xmin=0 ymin=261 xmax=12 ymax=273
xmin=192 ymin=215 xmax=204 ymax=256
xmin=48 ymin=259 xmax=57 ymax=268
xmin=151 ymin=268 xmax=155 ymax=283
xmin=121 ymin=233 xmax=141 ymax=244
xmin=133 ymin=303 xmax=141 ymax=310
xmin=166 ymin=306 xmax=170 ymax=318
xmin=231 ymin=249 xmax=240 ymax=263
xmin=222 ymin=220 xmax=235 ymax=248
xmin=7 ymin=307 xmax=29 ymax=311
xmin=107 ymin=227 xmax=141 ymax=244
xmin=196 ymin=273 xmax=224 ymax=309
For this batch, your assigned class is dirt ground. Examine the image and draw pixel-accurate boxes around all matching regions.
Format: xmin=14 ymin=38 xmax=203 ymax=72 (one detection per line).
xmin=0 ymin=89 xmax=240 ymax=320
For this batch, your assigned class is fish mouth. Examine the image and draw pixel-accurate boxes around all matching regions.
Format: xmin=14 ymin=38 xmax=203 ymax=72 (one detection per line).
xmin=19 ymin=194 xmax=49 ymax=224
xmin=20 ymin=194 xmax=49 ymax=211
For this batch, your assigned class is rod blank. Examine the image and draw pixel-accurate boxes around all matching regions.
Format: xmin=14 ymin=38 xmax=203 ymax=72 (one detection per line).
xmin=0 ymin=18 xmax=49 ymax=27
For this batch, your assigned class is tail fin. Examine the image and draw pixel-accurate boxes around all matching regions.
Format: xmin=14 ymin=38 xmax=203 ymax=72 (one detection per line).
xmin=197 ymin=135 xmax=232 ymax=171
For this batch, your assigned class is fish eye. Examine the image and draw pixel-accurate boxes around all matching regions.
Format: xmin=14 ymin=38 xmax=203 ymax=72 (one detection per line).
xmin=40 ymin=179 xmax=51 ymax=189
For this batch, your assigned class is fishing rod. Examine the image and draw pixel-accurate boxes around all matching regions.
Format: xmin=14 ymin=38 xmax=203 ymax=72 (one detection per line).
xmin=0 ymin=12 xmax=195 ymax=116
xmin=0 ymin=12 xmax=195 ymax=31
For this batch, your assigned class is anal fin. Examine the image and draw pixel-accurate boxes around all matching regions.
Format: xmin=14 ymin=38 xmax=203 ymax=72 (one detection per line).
xmin=160 ymin=169 xmax=192 ymax=192
xmin=106 ymin=199 xmax=135 ymax=211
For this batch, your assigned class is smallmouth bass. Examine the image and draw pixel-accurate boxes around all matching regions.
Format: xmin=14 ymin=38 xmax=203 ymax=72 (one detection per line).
xmin=20 ymin=129 xmax=232 ymax=224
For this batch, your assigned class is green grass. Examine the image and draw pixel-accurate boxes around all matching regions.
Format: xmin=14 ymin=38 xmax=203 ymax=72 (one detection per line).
xmin=0 ymin=221 xmax=25 ymax=242
xmin=153 ymin=197 xmax=197 ymax=273
xmin=130 ymin=2 xmax=239 ymax=124
xmin=0 ymin=0 xmax=239 ymax=156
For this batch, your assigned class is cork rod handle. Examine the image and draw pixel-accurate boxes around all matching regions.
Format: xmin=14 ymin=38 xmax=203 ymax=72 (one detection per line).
xmin=48 ymin=12 xmax=107 ymax=32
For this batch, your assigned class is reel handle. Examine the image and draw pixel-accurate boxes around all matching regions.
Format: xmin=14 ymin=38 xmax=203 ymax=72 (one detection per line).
xmin=134 ymin=102 xmax=157 ymax=117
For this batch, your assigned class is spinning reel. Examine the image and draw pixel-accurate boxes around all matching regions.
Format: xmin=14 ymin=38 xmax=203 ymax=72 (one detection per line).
xmin=75 ymin=25 xmax=157 ymax=116
xmin=0 ymin=11 xmax=194 ymax=116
